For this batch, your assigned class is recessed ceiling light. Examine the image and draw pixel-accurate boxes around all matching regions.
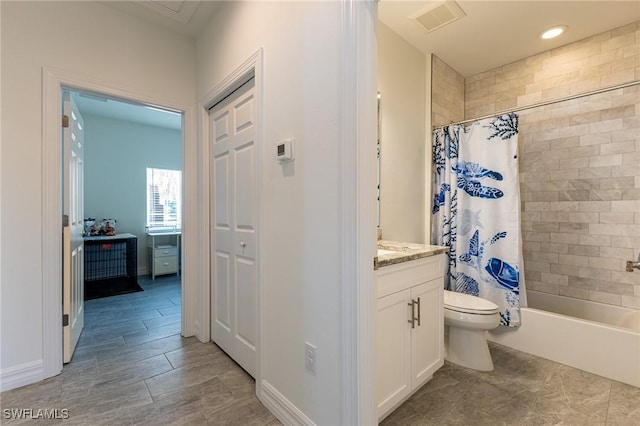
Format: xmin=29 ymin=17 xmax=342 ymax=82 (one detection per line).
xmin=539 ymin=25 xmax=568 ymax=40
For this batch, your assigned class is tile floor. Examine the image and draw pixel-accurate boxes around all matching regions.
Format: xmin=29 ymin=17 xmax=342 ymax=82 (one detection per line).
xmin=1 ymin=275 xmax=278 ymax=425
xmin=381 ymin=342 xmax=640 ymax=426
xmin=2 ymin=276 xmax=639 ymax=425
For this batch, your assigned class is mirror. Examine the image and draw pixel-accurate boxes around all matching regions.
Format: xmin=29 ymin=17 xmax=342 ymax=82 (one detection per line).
xmin=377 ymin=22 xmax=427 ymax=243
xmin=377 ymin=92 xmax=381 ymax=229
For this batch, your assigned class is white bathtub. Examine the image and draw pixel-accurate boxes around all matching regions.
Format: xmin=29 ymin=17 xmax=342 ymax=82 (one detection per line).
xmin=488 ymin=290 xmax=640 ymax=388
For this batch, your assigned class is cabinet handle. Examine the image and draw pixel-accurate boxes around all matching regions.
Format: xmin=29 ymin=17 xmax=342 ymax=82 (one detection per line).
xmin=416 ymin=297 xmax=421 ymax=326
xmin=408 ymin=300 xmax=415 ymax=329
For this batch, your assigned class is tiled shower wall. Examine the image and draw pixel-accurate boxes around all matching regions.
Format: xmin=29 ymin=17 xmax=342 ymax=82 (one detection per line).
xmin=431 ymin=55 xmax=465 ymax=128
xmin=516 ymin=86 xmax=639 ymax=308
xmin=433 ymin=22 xmax=640 ymax=309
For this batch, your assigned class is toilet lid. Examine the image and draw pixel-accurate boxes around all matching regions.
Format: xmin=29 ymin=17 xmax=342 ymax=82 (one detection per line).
xmin=444 ymin=290 xmax=499 ymax=315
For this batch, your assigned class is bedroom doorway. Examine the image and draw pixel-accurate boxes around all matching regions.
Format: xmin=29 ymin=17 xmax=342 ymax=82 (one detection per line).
xmin=63 ymin=89 xmax=184 ymax=363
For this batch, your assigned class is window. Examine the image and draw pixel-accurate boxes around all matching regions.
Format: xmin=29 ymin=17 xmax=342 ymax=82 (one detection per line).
xmin=146 ymin=167 xmax=181 ymax=229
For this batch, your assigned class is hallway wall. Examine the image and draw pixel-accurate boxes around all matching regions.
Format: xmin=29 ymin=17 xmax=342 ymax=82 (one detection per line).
xmin=196 ymin=2 xmax=357 ymax=424
xmin=0 ymin=0 xmax=195 ymax=389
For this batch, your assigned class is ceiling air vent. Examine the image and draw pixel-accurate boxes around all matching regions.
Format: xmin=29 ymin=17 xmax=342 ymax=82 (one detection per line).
xmin=414 ymin=0 xmax=466 ymax=33
xmin=139 ymin=1 xmax=199 ymax=24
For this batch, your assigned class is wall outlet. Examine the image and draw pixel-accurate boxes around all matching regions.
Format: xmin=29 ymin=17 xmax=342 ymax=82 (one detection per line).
xmin=305 ymin=341 xmax=317 ymax=374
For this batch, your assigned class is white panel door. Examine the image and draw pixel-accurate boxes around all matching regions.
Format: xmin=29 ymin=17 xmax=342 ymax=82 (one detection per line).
xmin=63 ymin=92 xmax=85 ymax=363
xmin=210 ymin=78 xmax=258 ymax=377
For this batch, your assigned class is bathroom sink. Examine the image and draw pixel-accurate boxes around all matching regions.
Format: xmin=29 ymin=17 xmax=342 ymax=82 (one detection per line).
xmin=377 ymin=248 xmax=399 ymax=256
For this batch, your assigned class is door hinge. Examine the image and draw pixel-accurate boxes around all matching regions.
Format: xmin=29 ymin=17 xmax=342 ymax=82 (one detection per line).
xmin=63 ymin=215 xmax=69 ymax=227
xmin=62 ymin=115 xmax=69 ymax=128
xmin=63 ymin=314 xmax=69 ymax=327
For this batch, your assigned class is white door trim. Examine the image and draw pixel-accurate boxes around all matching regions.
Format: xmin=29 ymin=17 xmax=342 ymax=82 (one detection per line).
xmin=197 ymin=48 xmax=264 ymax=387
xmin=41 ymin=67 xmax=197 ymax=379
xmin=340 ymin=1 xmax=378 ymax=424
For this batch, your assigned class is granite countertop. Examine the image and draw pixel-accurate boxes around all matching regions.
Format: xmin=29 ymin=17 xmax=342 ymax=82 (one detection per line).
xmin=376 ymin=240 xmax=449 ymax=269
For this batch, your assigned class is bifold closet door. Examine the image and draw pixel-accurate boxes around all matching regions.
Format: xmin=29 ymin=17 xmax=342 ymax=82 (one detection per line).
xmin=209 ymin=78 xmax=258 ymax=377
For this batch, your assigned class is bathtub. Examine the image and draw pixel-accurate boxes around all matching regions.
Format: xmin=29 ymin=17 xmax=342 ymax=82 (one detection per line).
xmin=488 ymin=290 xmax=640 ymax=388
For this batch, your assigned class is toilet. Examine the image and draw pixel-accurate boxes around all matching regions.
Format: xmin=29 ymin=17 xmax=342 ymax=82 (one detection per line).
xmin=443 ymin=289 xmax=500 ymax=371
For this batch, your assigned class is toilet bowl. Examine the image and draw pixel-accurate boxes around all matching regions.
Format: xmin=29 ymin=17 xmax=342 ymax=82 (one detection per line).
xmin=444 ymin=289 xmax=500 ymax=371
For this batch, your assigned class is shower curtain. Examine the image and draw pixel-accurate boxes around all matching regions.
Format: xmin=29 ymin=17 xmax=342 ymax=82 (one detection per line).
xmin=432 ymin=113 xmax=524 ymax=326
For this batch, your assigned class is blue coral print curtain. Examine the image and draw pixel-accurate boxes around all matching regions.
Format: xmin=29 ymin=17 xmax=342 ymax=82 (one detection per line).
xmin=432 ymin=114 xmax=524 ymax=327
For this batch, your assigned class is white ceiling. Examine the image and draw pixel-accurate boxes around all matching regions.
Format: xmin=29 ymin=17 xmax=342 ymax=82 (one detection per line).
xmin=74 ymin=1 xmax=220 ymax=130
xmin=379 ymin=0 xmax=640 ymax=77
xmin=82 ymin=1 xmax=640 ymax=127
xmin=103 ymin=0 xmax=218 ymax=37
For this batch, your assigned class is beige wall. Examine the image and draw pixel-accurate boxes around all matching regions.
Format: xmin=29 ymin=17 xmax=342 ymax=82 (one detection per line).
xmin=197 ymin=2 xmax=354 ymax=423
xmin=464 ymin=22 xmax=640 ymax=309
xmin=377 ymin=22 xmax=426 ymax=243
xmin=1 ymin=0 xmax=195 ymax=381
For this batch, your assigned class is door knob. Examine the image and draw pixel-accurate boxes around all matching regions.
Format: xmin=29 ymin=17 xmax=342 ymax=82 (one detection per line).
xmin=240 ymin=241 xmax=246 ymax=248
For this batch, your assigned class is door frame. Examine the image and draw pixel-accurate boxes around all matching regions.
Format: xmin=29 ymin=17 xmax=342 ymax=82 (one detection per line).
xmin=340 ymin=1 xmax=378 ymax=423
xmin=197 ymin=49 xmax=264 ymax=387
xmin=42 ymin=67 xmax=197 ymax=378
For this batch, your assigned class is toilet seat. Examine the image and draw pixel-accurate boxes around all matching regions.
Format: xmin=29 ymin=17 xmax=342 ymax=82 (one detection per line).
xmin=444 ymin=290 xmax=499 ymax=315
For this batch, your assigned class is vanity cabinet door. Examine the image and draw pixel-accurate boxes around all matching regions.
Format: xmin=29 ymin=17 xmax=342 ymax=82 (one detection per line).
xmin=376 ymin=288 xmax=412 ymax=419
xmin=411 ymin=278 xmax=444 ymax=389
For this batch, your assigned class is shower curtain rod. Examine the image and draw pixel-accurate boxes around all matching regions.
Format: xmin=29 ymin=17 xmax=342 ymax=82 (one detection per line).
xmin=432 ymin=79 xmax=640 ymax=130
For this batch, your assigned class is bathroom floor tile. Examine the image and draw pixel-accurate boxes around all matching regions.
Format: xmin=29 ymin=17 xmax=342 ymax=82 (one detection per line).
xmin=382 ymin=342 xmax=637 ymax=426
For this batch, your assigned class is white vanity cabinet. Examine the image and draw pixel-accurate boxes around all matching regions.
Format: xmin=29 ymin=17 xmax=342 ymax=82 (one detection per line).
xmin=376 ymin=254 xmax=445 ymax=420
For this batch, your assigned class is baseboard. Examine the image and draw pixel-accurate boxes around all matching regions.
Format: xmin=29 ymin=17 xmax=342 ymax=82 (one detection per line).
xmin=0 ymin=360 xmax=44 ymax=392
xmin=259 ymin=380 xmax=316 ymax=426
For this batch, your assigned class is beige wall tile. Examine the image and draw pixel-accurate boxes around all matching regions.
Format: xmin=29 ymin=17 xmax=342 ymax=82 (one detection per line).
xmin=525 ymin=260 xmax=551 ymax=273
xmin=599 ymin=212 xmax=635 ymax=224
xmin=461 ymin=22 xmax=639 ymax=310
xmin=550 ymin=263 xmax=578 ymax=276
xmin=540 ymin=272 xmax=569 ymax=286
xmin=540 ymin=242 xmax=570 ymax=254
xmin=558 ymin=254 xmax=590 ymax=267
xmin=589 ymin=290 xmax=622 ymax=305
xmin=529 ymin=281 xmax=558 ymax=294
xmin=588 ymin=256 xmax=623 ymax=271
xmin=621 ymin=295 xmax=640 ymax=309
xmin=577 ymin=266 xmax=611 ymax=280
xmin=610 ymin=271 xmax=640 ymax=286
xmin=579 ymin=234 xmax=612 ymax=247
xmin=600 ymin=246 xmax=635 ymax=259
xmin=611 ymin=200 xmax=640 ymax=212
xmin=558 ymin=285 xmax=589 ymax=300
xmin=589 ymin=223 xmax=624 ymax=236
xmin=569 ymin=245 xmax=601 ymax=257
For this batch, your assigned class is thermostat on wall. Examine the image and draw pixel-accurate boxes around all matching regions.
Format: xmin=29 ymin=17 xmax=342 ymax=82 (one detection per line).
xmin=277 ymin=138 xmax=295 ymax=163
